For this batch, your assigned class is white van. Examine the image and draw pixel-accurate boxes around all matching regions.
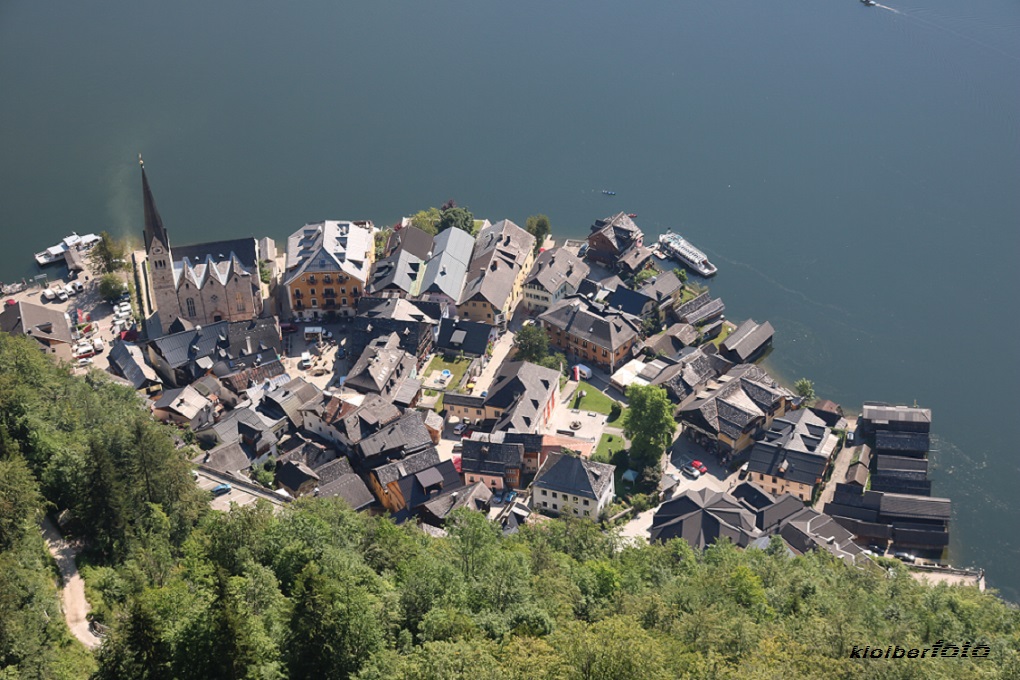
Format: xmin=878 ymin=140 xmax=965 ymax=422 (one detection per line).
xmin=299 ymin=351 xmax=313 ymax=369
xmin=573 ymin=364 xmax=593 ymax=380
xmin=42 ymin=288 xmax=56 ymax=302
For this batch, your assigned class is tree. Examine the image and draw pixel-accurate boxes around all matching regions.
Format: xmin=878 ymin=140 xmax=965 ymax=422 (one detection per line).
xmin=91 ymin=231 xmax=128 ymax=274
xmin=438 ymin=204 xmax=475 ymax=235
xmin=622 ymin=384 xmax=676 ymax=468
xmin=411 ymin=208 xmax=441 ymax=236
xmin=794 ymin=378 xmax=816 ymax=402
xmin=525 ymin=214 xmax=551 ymax=254
xmin=515 ymin=324 xmax=550 ymax=363
xmin=634 ymin=269 xmax=656 ymax=286
xmin=99 ymin=273 xmax=127 ymax=301
xmin=373 ymin=228 xmax=393 ymax=259
xmin=672 ymin=267 xmax=688 ymax=284
xmin=0 ymin=455 xmax=41 ymax=552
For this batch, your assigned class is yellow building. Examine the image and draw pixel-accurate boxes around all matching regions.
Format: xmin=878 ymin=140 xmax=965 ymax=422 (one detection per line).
xmin=457 ymin=220 xmax=535 ymax=326
xmin=283 ymin=220 xmax=375 ymax=319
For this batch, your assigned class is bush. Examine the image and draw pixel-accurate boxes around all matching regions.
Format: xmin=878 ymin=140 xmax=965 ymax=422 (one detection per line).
xmin=608 ymin=402 xmax=622 ymax=422
xmin=630 ymin=493 xmax=655 ymax=513
xmin=99 ymin=273 xmax=126 ymax=301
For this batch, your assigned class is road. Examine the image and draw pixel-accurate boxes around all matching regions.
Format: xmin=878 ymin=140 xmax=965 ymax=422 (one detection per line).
xmin=40 ymin=517 xmax=101 ymax=650
xmin=194 ymin=467 xmax=287 ymax=512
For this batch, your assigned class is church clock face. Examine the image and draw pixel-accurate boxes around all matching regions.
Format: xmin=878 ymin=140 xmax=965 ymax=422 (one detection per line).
xmin=153 ymin=247 xmax=162 ymax=254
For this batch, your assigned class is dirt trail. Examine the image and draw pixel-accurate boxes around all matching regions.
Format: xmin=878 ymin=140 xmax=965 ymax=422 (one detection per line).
xmin=41 ymin=517 xmax=101 ymax=650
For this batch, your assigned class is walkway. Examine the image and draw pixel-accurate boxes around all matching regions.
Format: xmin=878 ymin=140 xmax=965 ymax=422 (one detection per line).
xmin=40 ymin=517 xmax=101 ymax=649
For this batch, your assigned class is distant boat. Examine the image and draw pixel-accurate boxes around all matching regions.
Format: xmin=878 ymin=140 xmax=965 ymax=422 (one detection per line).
xmin=34 ymin=232 xmax=101 ymax=266
xmin=627 ymin=213 xmax=637 ymax=218
xmin=602 ymin=190 xmax=616 ymax=196
xmin=860 ymin=0 xmax=876 ymax=6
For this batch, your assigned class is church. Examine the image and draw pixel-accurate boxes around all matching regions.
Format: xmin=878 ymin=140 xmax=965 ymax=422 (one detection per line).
xmin=141 ymin=158 xmax=264 ymax=333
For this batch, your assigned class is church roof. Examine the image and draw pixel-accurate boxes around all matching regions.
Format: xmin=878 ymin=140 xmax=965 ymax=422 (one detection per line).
xmin=140 ymin=156 xmax=169 ymax=250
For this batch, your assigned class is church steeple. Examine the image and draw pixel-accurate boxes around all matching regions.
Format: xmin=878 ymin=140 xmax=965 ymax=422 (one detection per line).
xmin=140 ymin=154 xmax=169 ymax=250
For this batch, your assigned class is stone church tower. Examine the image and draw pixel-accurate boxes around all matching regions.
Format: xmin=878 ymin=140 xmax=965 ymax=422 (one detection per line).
xmin=141 ymin=156 xmax=183 ymax=323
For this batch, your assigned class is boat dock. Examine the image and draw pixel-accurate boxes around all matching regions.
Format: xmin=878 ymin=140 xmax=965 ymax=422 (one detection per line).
xmin=64 ymin=247 xmax=85 ymax=272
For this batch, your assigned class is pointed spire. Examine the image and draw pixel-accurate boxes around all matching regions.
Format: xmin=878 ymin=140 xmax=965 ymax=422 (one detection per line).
xmin=140 ymin=154 xmax=169 ymax=250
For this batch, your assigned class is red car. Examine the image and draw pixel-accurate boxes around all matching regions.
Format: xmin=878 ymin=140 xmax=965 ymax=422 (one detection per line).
xmin=691 ymin=460 xmax=708 ymax=474
xmin=280 ymin=322 xmax=298 ymax=334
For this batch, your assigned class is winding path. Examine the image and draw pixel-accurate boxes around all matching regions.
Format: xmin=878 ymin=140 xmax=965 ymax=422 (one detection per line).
xmin=40 ymin=517 xmax=101 ymax=649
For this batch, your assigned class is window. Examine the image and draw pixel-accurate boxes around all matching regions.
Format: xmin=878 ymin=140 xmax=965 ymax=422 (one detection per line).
xmin=552 ymin=504 xmax=558 ymax=510
xmin=235 ymin=293 xmax=244 ymax=311
xmin=311 ymin=299 xmax=318 ymax=308
xmin=541 ymin=489 xmax=547 ymax=496
xmin=602 ymin=349 xmax=609 ymax=357
xmin=542 ymin=501 xmax=548 ymax=508
xmin=351 ymin=288 xmax=359 ymax=296
xmin=573 ymin=496 xmax=578 ymax=502
xmin=468 ymin=476 xmax=474 ymax=483
xmin=551 ymin=492 xmax=557 ymax=499
xmin=487 ymin=313 xmax=492 ymax=319
xmin=584 ymin=510 xmax=590 ymax=517
xmin=583 ymin=499 xmax=589 ymax=506
xmin=476 ymin=409 xmax=482 ymax=416
xmin=186 ymin=298 xmax=196 ymax=317
xmin=309 ymin=288 xmax=316 ymax=296
xmin=573 ymin=508 xmax=578 ymax=515
xmin=342 ymin=298 xmax=348 ymax=306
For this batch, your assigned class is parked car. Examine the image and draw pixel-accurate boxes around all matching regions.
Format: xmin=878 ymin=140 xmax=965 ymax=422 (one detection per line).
xmin=42 ymin=288 xmax=56 ymax=302
xmin=280 ymin=322 xmax=298 ymax=334
xmin=503 ymin=490 xmax=518 ymax=504
xmin=211 ymin=483 xmax=232 ymax=497
xmin=56 ymin=289 xmax=69 ymax=302
xmin=893 ymin=552 xmax=916 ymax=563
xmin=573 ymin=364 xmax=593 ymax=380
xmin=72 ymin=281 xmax=85 ymax=293
xmin=336 ymin=347 xmax=346 ymax=359
xmin=92 ymin=338 xmax=105 ymax=353
xmin=453 ymin=423 xmax=468 ymax=436
xmin=76 ymin=357 xmax=93 ymax=367
xmin=492 ymin=491 xmax=504 ymax=504
xmin=681 ymin=464 xmax=701 ymax=479
xmin=64 ymin=283 xmax=77 ymax=297
xmin=117 ymin=292 xmax=131 ymax=303
xmin=691 ymin=459 xmax=708 ymax=474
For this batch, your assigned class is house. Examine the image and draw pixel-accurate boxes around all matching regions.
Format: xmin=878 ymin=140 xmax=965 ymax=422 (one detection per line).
xmin=420 ymin=482 xmax=493 ymax=527
xmin=870 ymin=454 xmax=932 ymax=496
xmin=144 ymin=317 xmax=282 ymax=387
xmin=641 ymin=323 xmax=699 ymax=360
xmin=824 ymin=483 xmax=950 ymax=553
xmin=856 ymin=402 xmax=932 ymax=442
xmin=139 ymin=161 xmax=264 ymax=331
xmin=367 ymin=447 xmax=463 ymax=521
xmin=576 ymin=275 xmax=623 ymax=304
xmin=283 ymin=220 xmax=375 ymax=319
xmin=531 ymin=452 xmax=615 ymax=519
xmin=538 ymin=296 xmax=642 ymax=372
xmin=605 ymin=286 xmax=657 ymax=320
xmin=301 ymin=393 xmax=401 ymax=452
xmin=351 ymin=297 xmax=442 ymax=368
xmin=523 ymin=247 xmax=590 ymax=313
xmin=720 ymin=319 xmax=775 ymax=364
xmin=344 ymin=333 xmax=421 ymax=408
xmin=368 ymin=249 xmax=426 ymax=299
xmin=458 ymin=219 xmax=536 ymax=326
xmin=259 ymin=377 xmax=322 ymax=430
xmin=384 ymin=225 xmax=434 ymax=260
xmin=586 ymin=213 xmax=646 ymax=272
xmin=216 ymin=357 xmax=287 ymax=399
xmin=677 ymin=363 xmax=794 ymax=455
xmin=651 ymin=345 xmax=732 ymax=407
xmin=107 ymin=341 xmax=163 ymax=394
xmin=192 ymin=440 xmax=254 ymax=477
xmin=275 ymin=460 xmax=320 ymax=498
xmin=609 ymin=357 xmax=675 ymax=393
xmin=649 ymin=487 xmax=762 ymax=548
xmin=746 ymin=409 xmax=839 ymax=502
xmin=0 ymin=301 xmax=75 ymax=362
xmin=416 ymin=227 xmax=475 ymax=308
xmin=673 ymin=291 xmax=725 ymax=326
xmin=152 ymin=384 xmax=215 ymax=430
xmin=195 ymin=404 xmax=285 ymax=453
xmin=637 ymin=272 xmax=684 ymax=314
xmin=355 ymin=410 xmax=434 ymax=469
xmin=310 ymin=457 xmax=375 ymax=510
xmin=460 ymin=436 xmax=525 ymax=491
xmin=435 ymin=317 xmax=495 ymax=358
xmin=442 ymin=361 xmax=560 ymax=435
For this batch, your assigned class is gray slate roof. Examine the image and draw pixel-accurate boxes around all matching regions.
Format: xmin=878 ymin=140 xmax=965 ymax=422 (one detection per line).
xmin=539 ymin=296 xmax=641 ymax=351
xmin=418 ymin=227 xmax=474 ymax=301
xmin=460 ymin=219 xmax=535 ymax=309
xmin=149 ymin=317 xmax=281 ymax=370
xmin=358 ymin=410 xmax=433 ymax=461
xmin=460 ymin=438 xmax=524 ymax=476
xmin=108 ymin=342 xmax=161 ymax=389
xmin=525 ymin=248 xmax=589 ymax=296
xmin=679 ymin=364 xmax=793 ymax=440
xmin=374 ymin=447 xmax=441 ymax=487
xmin=345 ymin=333 xmax=417 ymax=398
xmin=649 ymin=487 xmax=762 ymax=548
xmin=436 ymin=317 xmax=491 ymax=357
xmin=533 ymin=452 xmax=614 ymax=501
xmin=0 ymin=301 xmax=73 ymax=346
xmin=721 ymin=319 xmax=775 ymax=363
xmin=313 ymin=457 xmax=374 ymax=510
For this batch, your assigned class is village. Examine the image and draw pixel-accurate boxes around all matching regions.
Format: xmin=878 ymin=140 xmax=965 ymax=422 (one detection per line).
xmin=0 ymin=162 xmax=980 ymax=590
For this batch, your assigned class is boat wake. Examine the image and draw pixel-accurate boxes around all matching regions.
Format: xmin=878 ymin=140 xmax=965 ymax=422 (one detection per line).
xmin=872 ymin=3 xmax=901 ymax=15
xmin=870 ymin=2 xmax=1020 ymax=65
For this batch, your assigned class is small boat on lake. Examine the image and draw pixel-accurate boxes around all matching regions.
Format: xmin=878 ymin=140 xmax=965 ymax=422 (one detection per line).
xmin=34 ymin=232 xmax=101 ymax=266
xmin=602 ymin=190 xmax=616 ymax=196
xmin=627 ymin=213 xmax=637 ymax=218
xmin=860 ymin=0 xmax=877 ymax=6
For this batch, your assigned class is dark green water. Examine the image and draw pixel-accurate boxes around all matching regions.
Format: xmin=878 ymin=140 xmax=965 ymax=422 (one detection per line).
xmin=2 ymin=1 xmax=1018 ymax=599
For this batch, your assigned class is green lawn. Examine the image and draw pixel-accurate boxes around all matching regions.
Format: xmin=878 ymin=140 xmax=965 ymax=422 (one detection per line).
xmin=572 ymin=382 xmax=628 ymax=424
xmin=595 ymin=432 xmax=628 ymax=463
xmin=424 ymin=355 xmax=471 ymax=390
xmin=710 ymin=323 xmax=733 ymax=348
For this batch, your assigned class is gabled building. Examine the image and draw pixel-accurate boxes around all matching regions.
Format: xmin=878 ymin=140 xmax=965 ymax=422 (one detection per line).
xmin=344 ymin=333 xmax=421 ymax=408
xmin=351 ymin=297 xmax=442 ymax=368
xmin=460 ymin=436 xmax=525 ymax=491
xmin=651 ymin=346 xmax=732 ymax=407
xmin=139 ymin=160 xmax=263 ymax=331
xmin=0 ymin=301 xmax=75 ymax=362
xmin=259 ymin=377 xmax=322 ymax=430
xmin=678 ymin=363 xmax=794 ymax=455
xmin=636 ymin=272 xmax=684 ymax=314
xmin=587 ymin=213 xmax=640 ymax=269
xmin=458 ymin=219 xmax=536 ymax=326
xmin=673 ymin=291 xmax=725 ymax=326
xmin=649 ymin=487 xmax=762 ymax=548
xmin=746 ymin=408 xmax=839 ymax=502
xmin=275 ymin=460 xmax=320 ymax=498
xmin=416 ymin=227 xmax=475 ymax=308
xmin=311 ymin=457 xmax=375 ymax=511
xmin=152 ymin=384 xmax=215 ymax=430
xmin=720 ymin=319 xmax=775 ymax=364
xmin=355 ymin=410 xmax=434 ymax=469
xmin=368 ymin=448 xmax=463 ymax=522
xmin=145 ymin=317 xmax=282 ymax=387
xmin=443 ymin=361 xmax=559 ymax=435
xmin=368 ymin=249 xmax=426 ymax=299
xmin=435 ymin=317 xmax=496 ymax=358
xmin=420 ymin=482 xmax=493 ymax=527
xmin=523 ymin=247 xmax=589 ymax=313
xmin=538 ymin=296 xmax=642 ymax=372
xmin=107 ymin=341 xmax=163 ymax=395
xmin=641 ymin=323 xmax=699 ymax=360
xmin=531 ymin=452 xmax=615 ymax=519
xmin=301 ymin=393 xmax=401 ymax=452
xmin=605 ymin=286 xmax=657 ymax=320
xmin=283 ymin=220 xmax=375 ymax=319
xmin=824 ymin=483 xmax=951 ymax=553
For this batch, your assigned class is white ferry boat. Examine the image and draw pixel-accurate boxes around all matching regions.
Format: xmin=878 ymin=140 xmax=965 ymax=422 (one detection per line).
xmin=34 ymin=232 xmax=101 ymax=266
xmin=658 ymin=232 xmax=718 ymax=277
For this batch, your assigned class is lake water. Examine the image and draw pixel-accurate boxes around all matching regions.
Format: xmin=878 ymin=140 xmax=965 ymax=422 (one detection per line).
xmin=1 ymin=0 xmax=1018 ymax=599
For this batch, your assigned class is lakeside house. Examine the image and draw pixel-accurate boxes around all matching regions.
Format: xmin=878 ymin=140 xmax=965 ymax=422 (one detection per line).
xmin=0 ymin=301 xmax=76 ymax=362
xmin=457 ymin=220 xmax=536 ymax=327
xmin=720 ymin=319 xmax=775 ymax=364
xmin=538 ymin=295 xmax=642 ymax=372
xmin=745 ymin=408 xmax=840 ymax=502
xmin=283 ymin=220 xmax=375 ymax=319
xmin=586 ymin=213 xmax=650 ymax=275
xmin=140 ymin=162 xmax=264 ymax=332
xmin=522 ymin=247 xmax=589 ymax=313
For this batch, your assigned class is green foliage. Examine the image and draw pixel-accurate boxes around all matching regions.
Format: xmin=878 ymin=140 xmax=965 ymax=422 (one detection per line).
xmin=672 ymin=267 xmax=688 ymax=284
xmin=634 ymin=268 xmax=656 ymax=286
xmin=525 ymin=214 xmax=551 ymax=253
xmin=794 ymin=378 xmax=816 ymax=401
xmin=514 ymin=324 xmax=550 ymax=363
xmin=373 ymin=228 xmax=393 ymax=259
xmin=622 ymin=384 xmax=676 ymax=468
xmin=438 ymin=201 xmax=475 ymax=235
xmin=99 ymin=273 xmax=127 ymax=301
xmin=91 ymin=231 xmax=129 ymax=274
xmin=258 ymin=259 xmax=273 ymax=285
xmin=411 ymin=207 xmax=441 ymax=236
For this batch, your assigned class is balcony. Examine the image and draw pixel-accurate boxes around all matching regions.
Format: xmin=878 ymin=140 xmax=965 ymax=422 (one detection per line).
xmin=323 ymin=289 xmax=337 ymax=298
xmin=307 ymin=275 xmax=317 ymax=284
xmin=294 ymin=301 xmax=304 ymax=310
xmin=324 ymin=299 xmax=336 ymax=308
xmin=293 ymin=290 xmax=304 ymax=298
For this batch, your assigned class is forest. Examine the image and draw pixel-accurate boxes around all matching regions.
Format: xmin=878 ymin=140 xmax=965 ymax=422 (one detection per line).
xmin=0 ymin=332 xmax=1018 ymax=680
